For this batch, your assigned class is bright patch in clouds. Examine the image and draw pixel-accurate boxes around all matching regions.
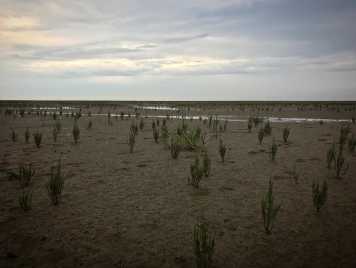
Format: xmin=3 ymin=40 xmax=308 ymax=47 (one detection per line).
xmin=0 ymin=16 xmax=40 ymax=29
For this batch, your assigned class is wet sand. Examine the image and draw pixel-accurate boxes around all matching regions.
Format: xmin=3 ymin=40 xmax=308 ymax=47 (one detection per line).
xmin=1 ymin=102 xmax=356 ymax=268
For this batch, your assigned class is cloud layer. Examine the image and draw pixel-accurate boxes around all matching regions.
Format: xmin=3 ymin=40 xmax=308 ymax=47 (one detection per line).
xmin=1 ymin=0 xmax=356 ymax=100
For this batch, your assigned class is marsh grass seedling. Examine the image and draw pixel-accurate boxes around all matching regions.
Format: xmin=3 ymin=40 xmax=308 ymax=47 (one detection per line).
xmin=348 ymin=134 xmax=356 ymax=153
xmin=261 ymin=179 xmax=281 ymax=234
xmin=219 ymin=124 xmax=224 ymax=133
xmin=193 ymin=222 xmax=215 ymax=268
xmin=52 ymin=127 xmax=58 ymax=142
xmin=153 ymin=127 xmax=159 ymax=143
xmin=19 ymin=189 xmax=32 ymax=211
xmin=128 ymin=129 xmax=136 ymax=153
xmin=312 ymin=180 xmax=327 ymax=212
xmin=130 ymin=121 xmax=138 ymax=136
xmin=291 ymin=163 xmax=299 ymax=184
xmin=248 ymin=118 xmax=253 ymax=133
xmin=223 ymin=120 xmax=228 ymax=132
xmin=326 ymin=143 xmax=336 ymax=169
xmin=25 ymin=127 xmax=30 ymax=143
xmin=11 ymin=129 xmax=17 ymax=142
xmin=253 ymin=116 xmax=262 ymax=127
xmin=264 ymin=121 xmax=272 ymax=135
xmin=202 ymin=151 xmax=211 ymax=177
xmin=139 ymin=118 xmax=145 ymax=131
xmin=161 ymin=124 xmax=169 ymax=145
xmin=72 ymin=121 xmax=80 ymax=144
xmin=258 ymin=128 xmax=264 ymax=145
xmin=335 ymin=150 xmax=348 ymax=179
xmin=283 ymin=127 xmax=290 ymax=143
xmin=55 ymin=120 xmax=61 ymax=133
xmin=33 ymin=131 xmax=42 ymax=148
xmin=17 ymin=163 xmax=35 ymax=188
xmin=170 ymin=136 xmax=181 ymax=159
xmin=87 ymin=120 xmax=92 ymax=130
xmin=47 ymin=160 xmax=64 ymax=205
xmin=339 ymin=125 xmax=351 ymax=150
xmin=188 ymin=156 xmax=204 ymax=188
xmin=218 ymin=139 xmax=226 ymax=163
xmin=270 ymin=138 xmax=278 ymax=161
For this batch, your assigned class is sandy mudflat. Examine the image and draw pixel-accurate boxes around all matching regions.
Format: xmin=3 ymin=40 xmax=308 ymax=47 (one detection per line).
xmin=1 ymin=102 xmax=356 ymax=268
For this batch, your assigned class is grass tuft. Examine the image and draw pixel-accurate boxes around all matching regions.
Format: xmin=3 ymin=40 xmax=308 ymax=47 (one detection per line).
xmin=33 ymin=131 xmax=42 ymax=148
xmin=261 ymin=179 xmax=281 ymax=234
xmin=193 ymin=222 xmax=215 ymax=268
xmin=19 ymin=189 xmax=32 ymax=211
xmin=72 ymin=121 xmax=80 ymax=144
xmin=188 ymin=156 xmax=204 ymax=188
xmin=326 ymin=143 xmax=336 ymax=169
xmin=312 ymin=180 xmax=327 ymax=212
xmin=25 ymin=127 xmax=30 ymax=143
xmin=218 ymin=139 xmax=226 ymax=163
xmin=270 ymin=138 xmax=278 ymax=161
xmin=170 ymin=136 xmax=181 ymax=159
xmin=258 ymin=128 xmax=264 ymax=145
xmin=11 ymin=129 xmax=18 ymax=142
xmin=128 ymin=129 xmax=136 ymax=153
xmin=47 ymin=160 xmax=64 ymax=206
xmin=283 ymin=127 xmax=290 ymax=143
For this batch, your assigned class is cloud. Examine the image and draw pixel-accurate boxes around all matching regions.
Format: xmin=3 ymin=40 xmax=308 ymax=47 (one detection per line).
xmin=15 ymin=53 xmax=356 ymax=81
xmin=0 ymin=0 xmax=356 ymax=99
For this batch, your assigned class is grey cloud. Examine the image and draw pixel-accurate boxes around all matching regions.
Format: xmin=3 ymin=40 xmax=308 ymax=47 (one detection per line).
xmin=161 ymin=33 xmax=209 ymax=43
xmin=1 ymin=0 xmax=356 ymax=100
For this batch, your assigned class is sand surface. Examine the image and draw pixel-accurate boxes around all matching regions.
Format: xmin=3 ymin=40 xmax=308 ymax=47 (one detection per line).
xmin=1 ymin=103 xmax=356 ymax=268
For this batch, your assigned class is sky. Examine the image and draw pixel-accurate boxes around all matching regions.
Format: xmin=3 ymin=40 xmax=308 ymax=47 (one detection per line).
xmin=0 ymin=0 xmax=356 ymax=101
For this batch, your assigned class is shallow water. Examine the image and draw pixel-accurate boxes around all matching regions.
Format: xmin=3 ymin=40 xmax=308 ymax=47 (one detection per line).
xmin=31 ymin=106 xmax=78 ymax=110
xmin=93 ymin=113 xmax=352 ymax=124
xmin=30 ymin=105 xmax=352 ymax=123
xmin=133 ymin=105 xmax=179 ymax=111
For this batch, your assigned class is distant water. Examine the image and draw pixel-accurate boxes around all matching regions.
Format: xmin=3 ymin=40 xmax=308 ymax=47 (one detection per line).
xmin=92 ymin=113 xmax=352 ymax=123
xmin=133 ymin=105 xmax=178 ymax=111
xmin=30 ymin=105 xmax=352 ymax=123
xmin=31 ymin=106 xmax=77 ymax=110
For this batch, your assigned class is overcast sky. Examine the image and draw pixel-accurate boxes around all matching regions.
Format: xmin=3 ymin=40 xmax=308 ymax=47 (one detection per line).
xmin=0 ymin=0 xmax=356 ymax=100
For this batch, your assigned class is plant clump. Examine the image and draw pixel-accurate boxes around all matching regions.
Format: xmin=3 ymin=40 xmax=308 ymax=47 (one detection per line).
xmin=11 ymin=129 xmax=18 ymax=142
xmin=193 ymin=222 xmax=215 ymax=268
xmin=33 ymin=131 xmax=42 ymax=148
xmin=170 ymin=136 xmax=181 ymax=159
xmin=283 ymin=127 xmax=290 ymax=143
xmin=72 ymin=121 xmax=80 ymax=144
xmin=326 ymin=143 xmax=336 ymax=169
xmin=271 ymin=138 xmax=278 ymax=161
xmin=47 ymin=160 xmax=64 ymax=205
xmin=188 ymin=156 xmax=204 ymax=188
xmin=202 ymin=151 xmax=211 ymax=177
xmin=312 ymin=180 xmax=328 ymax=212
xmin=128 ymin=128 xmax=136 ymax=153
xmin=264 ymin=121 xmax=272 ymax=135
xmin=258 ymin=128 xmax=264 ymax=145
xmin=261 ymin=179 xmax=281 ymax=234
xmin=19 ymin=189 xmax=32 ymax=211
xmin=25 ymin=128 xmax=30 ymax=143
xmin=218 ymin=139 xmax=226 ymax=163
